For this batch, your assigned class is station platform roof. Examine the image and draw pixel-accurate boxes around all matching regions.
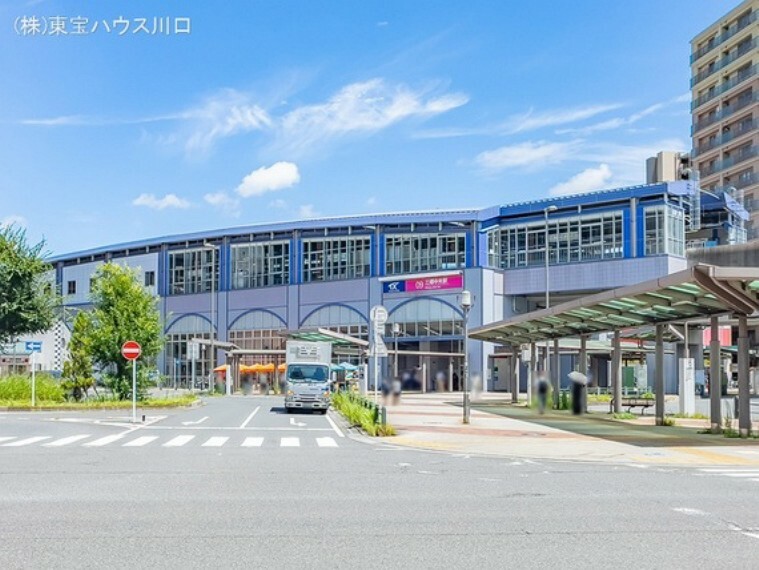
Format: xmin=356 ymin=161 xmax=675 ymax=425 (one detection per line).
xmin=470 ymin=264 xmax=759 ymax=346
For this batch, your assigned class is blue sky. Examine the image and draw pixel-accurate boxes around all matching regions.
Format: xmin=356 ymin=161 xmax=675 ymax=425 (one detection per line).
xmin=0 ymin=0 xmax=740 ymax=255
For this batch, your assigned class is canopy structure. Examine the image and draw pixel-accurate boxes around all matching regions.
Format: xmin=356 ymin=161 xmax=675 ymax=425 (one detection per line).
xmin=279 ymin=327 xmax=369 ymax=348
xmin=470 ymin=264 xmax=759 ymax=346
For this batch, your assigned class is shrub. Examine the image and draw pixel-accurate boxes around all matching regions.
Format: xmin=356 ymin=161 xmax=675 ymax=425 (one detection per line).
xmin=0 ymin=374 xmax=64 ymax=402
xmin=612 ymin=412 xmax=637 ymax=420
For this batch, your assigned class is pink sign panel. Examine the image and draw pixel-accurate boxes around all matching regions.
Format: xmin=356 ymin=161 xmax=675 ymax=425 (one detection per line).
xmin=408 ymin=274 xmax=463 ymax=292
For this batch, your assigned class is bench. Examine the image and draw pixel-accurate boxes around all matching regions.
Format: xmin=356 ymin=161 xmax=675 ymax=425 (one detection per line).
xmin=609 ymin=397 xmax=655 ymax=415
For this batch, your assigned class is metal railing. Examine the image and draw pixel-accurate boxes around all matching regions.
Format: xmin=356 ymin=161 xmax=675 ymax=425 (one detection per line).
xmin=692 ymin=64 xmax=758 ymax=111
xmin=691 ymin=10 xmax=757 ymax=64
xmin=701 ymin=147 xmax=759 ymax=178
xmin=691 ymin=37 xmax=757 ymax=87
xmin=693 ymin=118 xmax=757 ymax=156
xmin=693 ymin=92 xmax=758 ymax=134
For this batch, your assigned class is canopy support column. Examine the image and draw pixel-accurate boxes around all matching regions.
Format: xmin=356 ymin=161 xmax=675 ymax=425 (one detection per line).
xmin=512 ymin=345 xmax=520 ymax=404
xmin=552 ymin=338 xmax=560 ymax=409
xmin=528 ymin=342 xmax=536 ymax=406
xmin=579 ymin=335 xmax=588 ymax=412
xmin=655 ymin=324 xmax=665 ymax=426
xmin=710 ymin=316 xmax=721 ymax=434
xmin=612 ymin=330 xmax=621 ymax=414
xmin=738 ymin=315 xmax=751 ymax=437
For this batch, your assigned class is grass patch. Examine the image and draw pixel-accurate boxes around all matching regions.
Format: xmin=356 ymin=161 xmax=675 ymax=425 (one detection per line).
xmin=331 ymin=391 xmax=395 ymax=437
xmin=611 ymin=412 xmax=637 ymax=420
xmin=661 ymin=416 xmax=676 ymax=427
xmin=0 ymin=395 xmax=199 ymax=410
xmin=587 ymin=394 xmax=612 ymax=403
xmin=0 ymin=375 xmax=64 ymax=402
xmin=670 ymin=412 xmax=709 ymax=419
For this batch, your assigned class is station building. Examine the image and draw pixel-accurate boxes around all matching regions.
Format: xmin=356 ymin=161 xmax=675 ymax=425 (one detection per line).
xmin=35 ymin=179 xmax=747 ymax=393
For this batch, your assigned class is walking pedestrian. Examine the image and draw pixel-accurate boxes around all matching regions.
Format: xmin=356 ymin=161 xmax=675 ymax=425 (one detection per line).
xmin=536 ymin=373 xmax=549 ymax=414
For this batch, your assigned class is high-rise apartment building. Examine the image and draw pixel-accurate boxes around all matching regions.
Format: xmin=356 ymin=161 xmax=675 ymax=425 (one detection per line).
xmin=691 ymin=0 xmax=758 ymax=237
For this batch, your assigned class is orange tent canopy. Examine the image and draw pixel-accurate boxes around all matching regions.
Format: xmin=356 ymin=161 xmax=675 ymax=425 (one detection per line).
xmin=277 ymin=363 xmax=286 ymax=372
xmin=213 ymin=364 xmax=227 ymax=373
xmin=260 ymin=363 xmax=276 ymax=373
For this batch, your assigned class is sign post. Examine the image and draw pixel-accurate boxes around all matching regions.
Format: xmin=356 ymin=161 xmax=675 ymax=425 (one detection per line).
xmin=370 ymin=305 xmax=389 ymax=403
xmin=25 ymin=341 xmax=42 ymax=407
xmin=189 ymin=341 xmax=199 ymax=392
xmin=121 ymin=341 xmax=142 ymax=423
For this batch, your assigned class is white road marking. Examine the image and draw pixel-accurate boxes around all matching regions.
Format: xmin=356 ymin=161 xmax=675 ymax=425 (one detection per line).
xmin=280 ymin=437 xmax=300 ymax=447
xmin=673 ymin=507 xmax=709 ymax=516
xmin=701 ymin=468 xmax=759 ymax=473
xmin=164 ymin=435 xmax=194 ymax=447
xmin=123 ymin=436 xmax=159 ymax=447
xmin=325 ymin=413 xmax=344 ymax=437
xmin=289 ymin=417 xmax=306 ymax=427
xmin=722 ymin=473 xmax=759 ymax=478
xmin=181 ymin=416 xmax=209 ymax=426
xmin=84 ymin=434 xmax=125 ymax=447
xmin=2 ymin=436 xmax=50 ymax=447
xmin=202 ymin=436 xmax=228 ymax=447
xmin=44 ymin=435 xmax=91 ymax=447
xmin=239 ymin=407 xmax=260 ymax=428
xmin=743 ymin=532 xmax=759 ymax=540
xmin=316 ymin=437 xmax=338 ymax=448
xmin=241 ymin=437 xmax=264 ymax=447
xmin=0 ymin=437 xmax=17 ymax=444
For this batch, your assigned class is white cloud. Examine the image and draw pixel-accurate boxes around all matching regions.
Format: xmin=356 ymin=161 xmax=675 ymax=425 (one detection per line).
xmin=0 ymin=215 xmax=27 ymax=229
xmin=277 ymin=79 xmax=468 ymax=153
xmin=236 ymin=162 xmax=301 ymax=197
xmin=204 ymin=192 xmax=240 ymax=216
xmin=298 ymin=204 xmax=319 ymax=218
xmin=475 ymin=140 xmax=580 ymax=171
xmin=268 ymin=198 xmax=288 ymax=209
xmin=183 ymin=89 xmax=272 ymax=155
xmin=549 ymin=164 xmax=613 ymax=196
xmin=132 ymin=193 xmax=190 ymax=210
xmin=367 ymin=196 xmax=377 ymax=206
xmin=506 ymin=104 xmax=622 ymax=134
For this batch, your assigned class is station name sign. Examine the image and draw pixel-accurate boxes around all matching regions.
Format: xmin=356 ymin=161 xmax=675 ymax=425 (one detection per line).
xmin=383 ymin=273 xmax=463 ymax=294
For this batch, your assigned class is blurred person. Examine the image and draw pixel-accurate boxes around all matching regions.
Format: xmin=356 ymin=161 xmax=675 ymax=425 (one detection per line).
xmin=381 ymin=375 xmax=392 ymax=405
xmin=435 ymin=370 xmax=446 ymax=392
xmin=452 ymin=371 xmax=460 ymax=391
xmin=536 ymin=373 xmax=549 ymax=414
xmin=470 ymin=373 xmax=483 ymax=402
xmin=391 ymin=375 xmax=402 ymax=405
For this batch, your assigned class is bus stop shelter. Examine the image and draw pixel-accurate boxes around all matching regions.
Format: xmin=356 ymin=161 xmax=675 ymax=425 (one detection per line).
xmin=469 ymin=264 xmax=759 ymax=437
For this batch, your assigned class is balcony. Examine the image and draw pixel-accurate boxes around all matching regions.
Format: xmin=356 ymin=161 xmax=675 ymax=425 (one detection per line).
xmin=692 ymin=92 xmax=758 ymax=134
xmin=691 ymin=10 xmax=757 ymax=64
xmin=701 ymin=147 xmax=759 ymax=178
xmin=692 ymin=64 xmax=758 ymax=110
xmin=693 ymin=118 xmax=757 ymax=156
xmin=691 ymin=37 xmax=757 ymax=87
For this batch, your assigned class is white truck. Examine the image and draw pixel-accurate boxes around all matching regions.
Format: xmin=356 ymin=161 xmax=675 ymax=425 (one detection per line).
xmin=283 ymin=340 xmax=332 ymax=414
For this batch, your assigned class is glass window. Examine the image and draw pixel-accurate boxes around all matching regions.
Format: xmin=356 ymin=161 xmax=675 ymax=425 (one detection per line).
xmin=144 ymin=271 xmax=155 ymax=287
xmin=385 ymin=233 xmax=466 ymax=275
xmin=231 ymin=241 xmax=290 ymax=289
xmin=645 ymin=205 xmax=685 ymax=257
xmin=486 ymin=211 xmax=624 ymax=269
xmin=67 ymin=280 xmax=76 ymax=295
xmin=168 ymin=248 xmax=218 ymax=295
xmin=302 ymin=237 xmax=370 ymax=282
xmin=386 ymin=298 xmax=463 ymax=338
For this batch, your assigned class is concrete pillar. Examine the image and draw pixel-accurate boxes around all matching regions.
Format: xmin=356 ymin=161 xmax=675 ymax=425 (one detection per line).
xmin=655 ymin=324 xmax=665 ymax=425
xmin=710 ymin=316 xmax=721 ymax=434
xmin=612 ymin=330 xmax=622 ymax=414
xmin=579 ymin=335 xmax=588 ymax=412
xmin=552 ymin=338 xmax=560 ymax=409
xmin=512 ymin=345 xmax=520 ymax=403
xmin=422 ymin=361 xmax=427 ymax=394
xmin=738 ymin=315 xmax=751 ymax=437
xmin=528 ymin=342 xmax=536 ymax=405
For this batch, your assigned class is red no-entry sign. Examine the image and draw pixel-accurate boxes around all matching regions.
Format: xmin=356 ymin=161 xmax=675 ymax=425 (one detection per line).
xmin=121 ymin=341 xmax=142 ymax=361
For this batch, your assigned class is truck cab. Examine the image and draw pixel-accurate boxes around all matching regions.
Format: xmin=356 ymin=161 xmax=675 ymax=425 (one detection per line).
xmin=283 ymin=341 xmax=332 ymax=414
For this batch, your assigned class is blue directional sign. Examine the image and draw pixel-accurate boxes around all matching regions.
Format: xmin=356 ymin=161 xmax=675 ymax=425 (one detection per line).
xmin=25 ymin=341 xmax=42 ymax=353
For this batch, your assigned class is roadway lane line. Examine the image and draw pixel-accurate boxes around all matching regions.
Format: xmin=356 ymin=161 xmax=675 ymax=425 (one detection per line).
xmin=2 ymin=436 xmax=51 ymax=447
xmin=316 ymin=437 xmax=338 ymax=448
xmin=0 ymin=437 xmax=17 ymax=444
xmin=44 ymin=435 xmax=91 ymax=447
xmin=241 ymin=437 xmax=264 ymax=447
xmin=84 ymin=434 xmax=125 ymax=447
xmin=239 ymin=406 xmax=261 ymax=428
xmin=164 ymin=435 xmax=195 ymax=447
xmin=325 ymin=413 xmax=344 ymax=437
xmin=202 ymin=436 xmax=228 ymax=447
xmin=123 ymin=436 xmax=159 ymax=447
xmin=280 ymin=437 xmax=300 ymax=447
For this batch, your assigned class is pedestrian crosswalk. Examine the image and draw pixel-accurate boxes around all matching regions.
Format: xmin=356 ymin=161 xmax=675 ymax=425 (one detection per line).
xmin=0 ymin=433 xmax=341 ymax=450
xmin=699 ymin=468 xmax=759 ymax=482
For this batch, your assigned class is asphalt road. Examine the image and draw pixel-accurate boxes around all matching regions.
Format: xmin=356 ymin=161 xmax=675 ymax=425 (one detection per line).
xmin=1 ymin=396 xmax=759 ymax=569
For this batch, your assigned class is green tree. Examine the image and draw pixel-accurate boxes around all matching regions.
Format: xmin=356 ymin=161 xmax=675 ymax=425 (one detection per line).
xmin=0 ymin=225 xmax=58 ymax=343
xmin=61 ymin=312 xmax=96 ymax=401
xmin=83 ymin=263 xmax=162 ymax=400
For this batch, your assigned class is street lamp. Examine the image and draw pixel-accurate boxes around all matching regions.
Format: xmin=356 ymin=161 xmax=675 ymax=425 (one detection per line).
xmin=460 ymin=289 xmax=473 ymax=424
xmin=392 ymin=322 xmax=400 ymax=381
xmin=543 ymin=205 xmax=558 ymax=408
xmin=202 ymin=241 xmax=217 ymax=394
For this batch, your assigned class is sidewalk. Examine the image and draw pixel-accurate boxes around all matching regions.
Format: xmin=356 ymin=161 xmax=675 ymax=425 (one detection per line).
xmin=381 ymin=392 xmax=759 ymax=466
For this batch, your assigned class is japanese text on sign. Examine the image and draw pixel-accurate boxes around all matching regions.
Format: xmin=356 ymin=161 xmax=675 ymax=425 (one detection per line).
xmin=14 ymin=16 xmax=192 ymax=37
